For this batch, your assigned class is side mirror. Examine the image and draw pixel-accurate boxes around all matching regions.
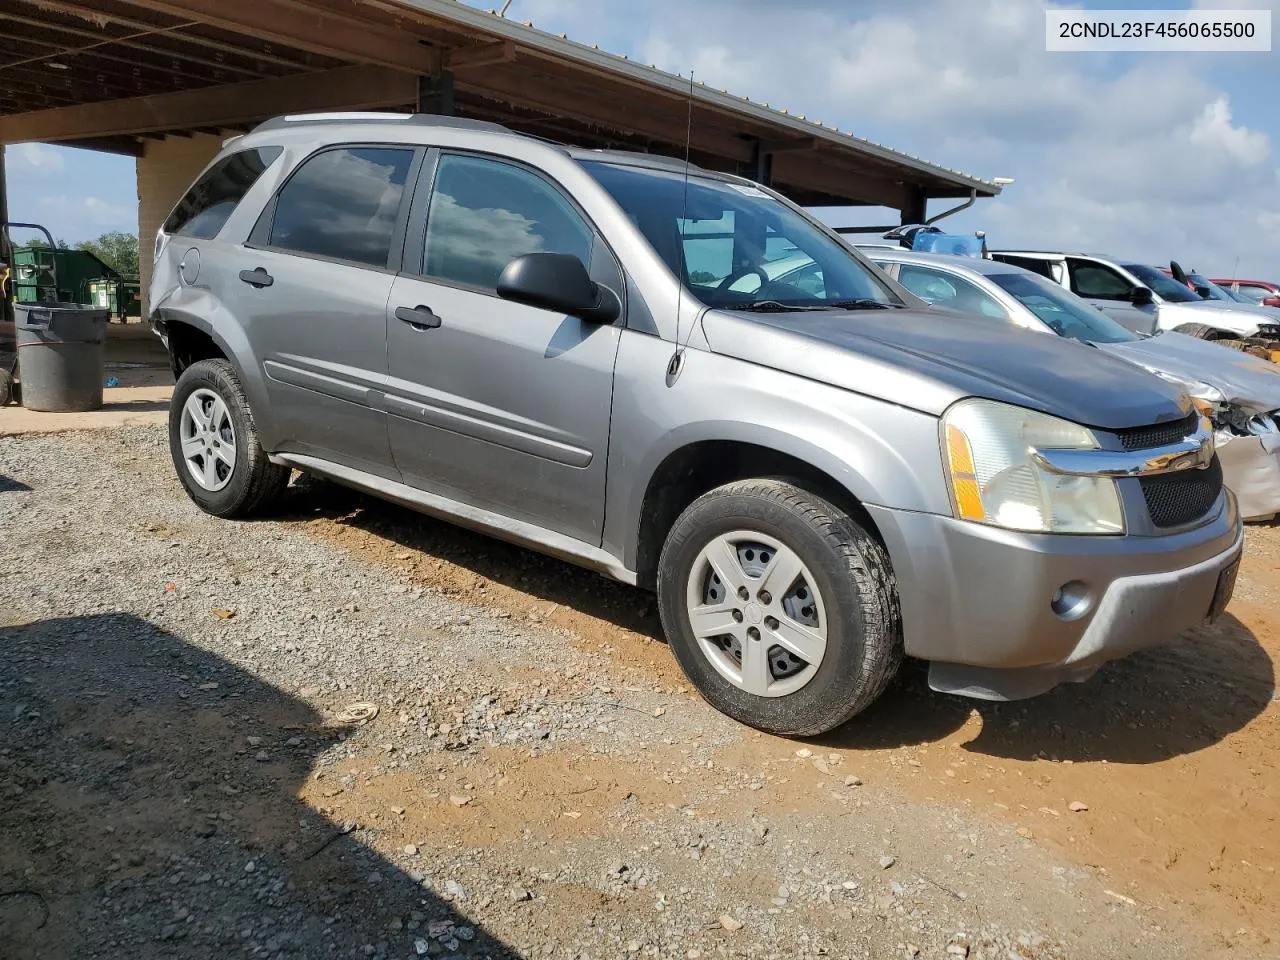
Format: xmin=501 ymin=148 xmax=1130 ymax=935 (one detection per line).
xmin=1130 ymin=286 xmax=1154 ymax=306
xmin=496 ymin=253 xmax=620 ymax=324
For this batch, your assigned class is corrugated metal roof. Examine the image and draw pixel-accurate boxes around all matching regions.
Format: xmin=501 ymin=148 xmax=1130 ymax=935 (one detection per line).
xmin=389 ymin=0 xmax=1000 ymax=196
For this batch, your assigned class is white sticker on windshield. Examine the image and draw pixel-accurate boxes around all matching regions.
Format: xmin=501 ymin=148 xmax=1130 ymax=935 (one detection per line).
xmin=727 ymin=183 xmax=769 ymax=198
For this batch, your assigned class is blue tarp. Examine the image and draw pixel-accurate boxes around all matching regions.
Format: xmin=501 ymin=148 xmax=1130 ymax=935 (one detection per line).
xmin=912 ymin=232 xmax=985 ymax=257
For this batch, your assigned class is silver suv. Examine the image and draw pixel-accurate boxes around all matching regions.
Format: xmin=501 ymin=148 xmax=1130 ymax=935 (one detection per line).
xmin=150 ymin=113 xmax=1242 ymax=734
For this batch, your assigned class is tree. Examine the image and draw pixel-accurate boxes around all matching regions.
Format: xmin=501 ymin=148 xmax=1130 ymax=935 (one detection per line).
xmin=76 ymin=232 xmax=139 ymax=279
xmin=23 ymin=236 xmax=69 ymax=250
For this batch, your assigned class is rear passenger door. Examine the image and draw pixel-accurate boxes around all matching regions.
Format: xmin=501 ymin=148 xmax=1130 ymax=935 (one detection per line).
xmin=230 ymin=144 xmax=420 ymax=477
xmin=1065 ymin=257 xmax=1154 ymax=334
xmin=384 ymin=151 xmax=623 ymax=545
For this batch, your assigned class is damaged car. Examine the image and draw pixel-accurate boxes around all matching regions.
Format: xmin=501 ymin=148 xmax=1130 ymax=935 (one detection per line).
xmin=868 ymin=249 xmax=1280 ymax=521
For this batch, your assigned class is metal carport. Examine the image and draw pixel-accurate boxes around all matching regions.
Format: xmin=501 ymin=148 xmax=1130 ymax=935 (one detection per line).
xmin=0 ymin=0 xmax=1001 ymax=317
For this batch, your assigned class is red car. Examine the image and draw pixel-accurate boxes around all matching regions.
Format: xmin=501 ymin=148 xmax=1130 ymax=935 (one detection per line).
xmin=1211 ymin=278 xmax=1280 ymax=308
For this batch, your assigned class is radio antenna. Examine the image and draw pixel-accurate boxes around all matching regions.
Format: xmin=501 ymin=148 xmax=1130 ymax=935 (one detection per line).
xmin=666 ymin=68 xmax=695 ymax=385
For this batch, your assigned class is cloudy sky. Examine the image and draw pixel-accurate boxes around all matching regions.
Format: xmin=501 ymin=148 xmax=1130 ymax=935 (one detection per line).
xmin=4 ymin=0 xmax=1278 ymax=277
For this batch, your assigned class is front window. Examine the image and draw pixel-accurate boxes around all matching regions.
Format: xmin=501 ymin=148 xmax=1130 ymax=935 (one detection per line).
xmin=1121 ymin=264 xmax=1200 ymax=303
xmin=989 ymin=272 xmax=1136 ymax=344
xmin=580 ymin=160 xmax=899 ymax=311
xmin=423 ymin=154 xmax=594 ymax=292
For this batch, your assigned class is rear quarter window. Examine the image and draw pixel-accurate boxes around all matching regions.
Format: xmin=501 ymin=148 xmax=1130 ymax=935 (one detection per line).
xmin=164 ymin=146 xmax=283 ymax=239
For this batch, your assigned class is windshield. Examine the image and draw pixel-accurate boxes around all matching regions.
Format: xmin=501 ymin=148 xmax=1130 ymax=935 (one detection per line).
xmin=1186 ymin=274 xmax=1236 ymax=302
xmin=580 ymin=160 xmax=899 ymax=310
xmin=1121 ymin=263 xmax=1200 ymax=303
xmin=989 ymin=272 xmax=1137 ymax=344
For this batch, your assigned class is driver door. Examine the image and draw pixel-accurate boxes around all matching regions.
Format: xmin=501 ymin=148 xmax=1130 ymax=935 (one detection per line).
xmin=384 ymin=152 xmax=623 ymax=544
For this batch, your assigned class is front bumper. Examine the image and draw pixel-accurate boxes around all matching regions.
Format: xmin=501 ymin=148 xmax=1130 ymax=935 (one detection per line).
xmin=866 ymin=492 xmax=1242 ymax=700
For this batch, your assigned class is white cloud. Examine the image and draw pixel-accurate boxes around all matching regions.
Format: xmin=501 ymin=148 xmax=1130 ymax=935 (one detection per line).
xmin=10 ymin=142 xmax=66 ymax=176
xmin=495 ymin=0 xmax=1280 ymax=276
xmin=38 ymin=194 xmax=132 ymax=228
xmin=1189 ymin=96 xmax=1270 ymax=164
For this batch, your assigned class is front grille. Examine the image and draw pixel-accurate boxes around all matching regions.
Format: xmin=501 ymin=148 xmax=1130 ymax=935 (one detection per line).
xmin=1140 ymin=456 xmax=1223 ymax=528
xmin=1116 ymin=413 xmax=1199 ymax=451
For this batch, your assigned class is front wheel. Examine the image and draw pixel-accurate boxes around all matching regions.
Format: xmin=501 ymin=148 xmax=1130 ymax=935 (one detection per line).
xmin=168 ymin=358 xmax=290 ymax=518
xmin=656 ymin=479 xmax=903 ymax=736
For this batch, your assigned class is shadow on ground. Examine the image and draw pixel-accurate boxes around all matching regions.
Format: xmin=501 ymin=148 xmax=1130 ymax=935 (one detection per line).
xmin=825 ymin=612 xmax=1275 ymax=763
xmin=0 ymin=473 xmax=32 ymax=493
xmin=0 ymin=613 xmax=519 ymax=960
xmin=272 ymin=479 xmax=1275 ymax=765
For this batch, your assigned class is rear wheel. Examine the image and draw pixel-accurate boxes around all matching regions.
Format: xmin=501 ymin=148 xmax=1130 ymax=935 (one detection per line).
xmin=656 ymin=479 xmax=902 ymax=736
xmin=168 ymin=358 xmax=290 ymax=518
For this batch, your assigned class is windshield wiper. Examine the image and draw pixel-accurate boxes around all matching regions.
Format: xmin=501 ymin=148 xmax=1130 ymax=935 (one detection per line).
xmin=823 ymin=298 xmax=899 ymax=310
xmin=734 ymin=300 xmax=828 ymax=313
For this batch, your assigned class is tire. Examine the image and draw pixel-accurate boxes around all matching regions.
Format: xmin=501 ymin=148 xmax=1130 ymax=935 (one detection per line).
xmin=1172 ymin=322 xmax=1231 ymax=341
xmin=168 ymin=358 xmax=290 ymax=518
xmin=0 ymin=369 xmax=12 ymax=407
xmin=656 ymin=478 xmax=903 ymax=736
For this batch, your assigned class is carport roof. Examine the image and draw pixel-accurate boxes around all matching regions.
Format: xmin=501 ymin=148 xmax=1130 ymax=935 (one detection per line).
xmin=0 ymin=0 xmax=1001 ymax=209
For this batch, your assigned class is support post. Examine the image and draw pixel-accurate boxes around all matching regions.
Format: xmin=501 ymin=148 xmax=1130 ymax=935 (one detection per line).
xmin=417 ymin=72 xmax=456 ymax=116
xmin=0 ymin=144 xmax=13 ymax=328
xmin=900 ymin=187 xmax=928 ymax=226
xmin=750 ymin=139 xmax=773 ymax=187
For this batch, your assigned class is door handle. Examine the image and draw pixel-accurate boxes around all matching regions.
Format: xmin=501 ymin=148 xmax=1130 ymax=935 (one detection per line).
xmin=395 ymin=305 xmax=442 ymax=330
xmin=239 ymin=267 xmax=274 ymax=288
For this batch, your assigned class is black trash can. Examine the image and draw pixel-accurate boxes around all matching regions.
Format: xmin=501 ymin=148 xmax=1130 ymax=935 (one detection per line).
xmin=15 ymin=302 xmax=111 ymax=412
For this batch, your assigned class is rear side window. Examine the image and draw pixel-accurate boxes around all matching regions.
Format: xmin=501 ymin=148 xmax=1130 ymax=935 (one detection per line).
xmin=1067 ymin=259 xmax=1134 ymax=300
xmin=422 ymin=154 xmax=593 ymax=291
xmin=164 ymin=146 xmax=282 ymax=239
xmin=992 ymin=254 xmax=1055 ymax=281
xmin=269 ymin=147 xmax=415 ymax=268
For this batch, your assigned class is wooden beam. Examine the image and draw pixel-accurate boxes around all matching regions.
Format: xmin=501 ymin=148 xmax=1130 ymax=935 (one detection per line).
xmin=0 ymin=64 xmax=418 ymax=143
xmin=446 ymin=41 xmax=518 ymax=72
xmin=20 ymin=0 xmax=321 ymax=71
xmin=771 ymin=151 xmax=908 ymax=208
xmin=0 ymin=11 xmax=269 ymax=78
xmin=458 ymin=75 xmax=755 ymax=163
xmin=63 ymin=135 xmax=146 ymax=157
xmin=758 ymin=136 xmax=819 ymax=155
xmin=115 ymin=0 xmax=441 ymax=74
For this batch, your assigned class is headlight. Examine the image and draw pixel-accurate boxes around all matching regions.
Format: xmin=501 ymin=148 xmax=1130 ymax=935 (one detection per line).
xmin=942 ymin=399 xmax=1125 ymax=535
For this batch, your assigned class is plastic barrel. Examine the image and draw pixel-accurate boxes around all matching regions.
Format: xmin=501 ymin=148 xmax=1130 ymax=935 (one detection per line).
xmin=15 ymin=302 xmax=111 ymax=412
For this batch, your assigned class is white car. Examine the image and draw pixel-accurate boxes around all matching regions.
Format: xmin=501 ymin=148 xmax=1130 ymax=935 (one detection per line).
xmin=988 ymin=250 xmax=1272 ymax=340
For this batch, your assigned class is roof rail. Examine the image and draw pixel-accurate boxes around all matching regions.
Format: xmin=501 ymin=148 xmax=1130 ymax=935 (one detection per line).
xmin=252 ymin=112 xmax=514 ymax=135
xmin=568 ymin=147 xmax=706 ymax=172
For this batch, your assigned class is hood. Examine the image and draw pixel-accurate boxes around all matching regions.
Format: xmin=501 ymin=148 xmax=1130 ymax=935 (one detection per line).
xmin=1182 ymin=297 xmax=1277 ymax=317
xmin=1100 ymin=332 xmax=1280 ymax=411
xmin=701 ymin=307 xmax=1190 ymax=430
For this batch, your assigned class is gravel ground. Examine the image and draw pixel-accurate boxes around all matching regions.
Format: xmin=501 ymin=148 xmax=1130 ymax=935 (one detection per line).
xmin=0 ymin=426 xmax=1230 ymax=959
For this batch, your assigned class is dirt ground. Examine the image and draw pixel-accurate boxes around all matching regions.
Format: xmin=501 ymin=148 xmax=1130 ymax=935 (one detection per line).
xmin=303 ymin=493 xmax=1279 ymax=952
xmin=2 ymin=424 xmax=1277 ymax=959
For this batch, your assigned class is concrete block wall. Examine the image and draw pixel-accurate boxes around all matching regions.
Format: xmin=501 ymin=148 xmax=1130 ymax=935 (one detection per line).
xmin=136 ymin=132 xmax=224 ymax=319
